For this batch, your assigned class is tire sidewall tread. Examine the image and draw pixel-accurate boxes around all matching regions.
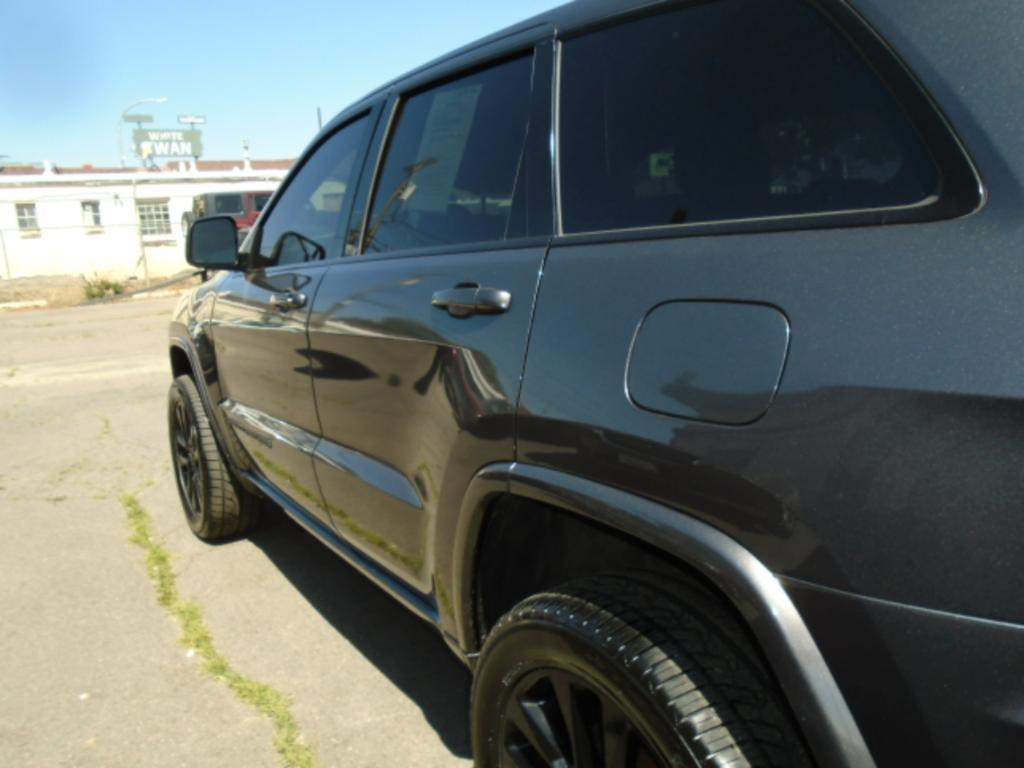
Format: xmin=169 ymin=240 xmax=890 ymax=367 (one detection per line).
xmin=168 ymin=374 xmax=259 ymax=540
xmin=472 ymin=572 xmax=812 ymax=768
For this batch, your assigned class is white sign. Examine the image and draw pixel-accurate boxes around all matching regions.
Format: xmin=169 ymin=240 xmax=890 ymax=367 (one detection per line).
xmin=133 ymin=128 xmax=203 ymax=158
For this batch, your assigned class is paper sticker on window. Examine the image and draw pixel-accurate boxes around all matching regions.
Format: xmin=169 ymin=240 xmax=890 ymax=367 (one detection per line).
xmin=311 ymin=180 xmax=347 ymax=212
xmin=649 ymin=152 xmax=675 ymax=179
xmin=412 ymin=85 xmax=483 ymax=213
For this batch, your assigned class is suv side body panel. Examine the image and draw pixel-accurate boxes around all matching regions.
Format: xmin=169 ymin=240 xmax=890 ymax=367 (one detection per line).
xmin=169 ymin=1 xmax=1024 ymax=765
xmin=518 ymin=215 xmax=1024 ymax=620
xmin=307 ymin=36 xmax=554 ymax=596
xmin=516 ymin=0 xmax=1024 ymax=765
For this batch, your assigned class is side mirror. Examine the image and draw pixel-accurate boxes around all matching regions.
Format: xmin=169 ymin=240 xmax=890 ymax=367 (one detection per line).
xmin=186 ymin=216 xmax=242 ymax=270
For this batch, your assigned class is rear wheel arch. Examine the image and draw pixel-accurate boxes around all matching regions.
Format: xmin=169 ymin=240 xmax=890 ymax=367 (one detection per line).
xmin=452 ymin=462 xmax=874 ymax=768
xmin=473 ymin=493 xmax=686 ymax=637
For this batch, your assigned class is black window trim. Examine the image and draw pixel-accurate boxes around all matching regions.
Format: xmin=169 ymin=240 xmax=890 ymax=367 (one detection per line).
xmin=352 ymin=35 xmax=555 ymax=261
xmin=552 ymin=0 xmax=985 ymax=243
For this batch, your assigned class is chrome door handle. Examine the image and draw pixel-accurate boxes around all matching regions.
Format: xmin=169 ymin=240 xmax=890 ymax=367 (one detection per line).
xmin=431 ymin=285 xmax=511 ymax=318
xmin=270 ymin=291 xmax=307 ymax=311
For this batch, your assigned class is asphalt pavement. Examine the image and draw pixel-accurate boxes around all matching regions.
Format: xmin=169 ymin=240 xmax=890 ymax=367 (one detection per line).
xmin=0 ymin=296 xmax=473 ymax=767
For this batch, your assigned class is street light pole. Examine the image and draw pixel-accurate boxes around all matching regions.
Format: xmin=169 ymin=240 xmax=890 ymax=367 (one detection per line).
xmin=118 ymin=97 xmax=167 ymax=168
xmin=119 ymin=97 xmax=166 ymax=287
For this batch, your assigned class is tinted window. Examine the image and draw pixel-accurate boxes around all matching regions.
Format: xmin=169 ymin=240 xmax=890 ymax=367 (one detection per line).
xmin=364 ymin=55 xmax=532 ymax=253
xmin=560 ymin=0 xmax=939 ymax=233
xmin=253 ymin=193 xmax=272 ymax=212
xmin=213 ymin=194 xmax=243 ymax=215
xmin=257 ymin=116 xmax=368 ymax=266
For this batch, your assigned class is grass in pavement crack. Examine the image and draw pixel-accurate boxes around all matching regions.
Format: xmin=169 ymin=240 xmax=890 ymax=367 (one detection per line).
xmin=122 ymin=493 xmax=317 ymax=768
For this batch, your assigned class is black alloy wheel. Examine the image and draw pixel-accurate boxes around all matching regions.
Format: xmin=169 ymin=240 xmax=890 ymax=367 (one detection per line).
xmin=502 ymin=666 xmax=669 ymax=768
xmin=167 ymin=374 xmax=260 ymax=540
xmin=172 ymin=392 xmax=204 ymax=524
xmin=472 ymin=573 xmax=813 ymax=768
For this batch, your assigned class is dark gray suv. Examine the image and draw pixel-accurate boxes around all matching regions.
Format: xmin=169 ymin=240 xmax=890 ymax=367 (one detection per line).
xmin=168 ymin=1 xmax=1023 ymax=765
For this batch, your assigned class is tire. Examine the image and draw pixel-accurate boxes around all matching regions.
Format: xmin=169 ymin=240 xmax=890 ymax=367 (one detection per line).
xmin=168 ymin=374 xmax=260 ymax=539
xmin=472 ymin=572 xmax=812 ymax=768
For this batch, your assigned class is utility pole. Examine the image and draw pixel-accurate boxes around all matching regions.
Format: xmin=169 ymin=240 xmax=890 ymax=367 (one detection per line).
xmin=131 ymin=171 xmax=149 ymax=286
xmin=0 ymin=228 xmax=10 ymax=280
xmin=119 ymin=97 xmax=166 ymax=167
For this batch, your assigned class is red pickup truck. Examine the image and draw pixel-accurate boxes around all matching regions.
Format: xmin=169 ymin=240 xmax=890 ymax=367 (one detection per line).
xmin=181 ymin=190 xmax=273 ymax=239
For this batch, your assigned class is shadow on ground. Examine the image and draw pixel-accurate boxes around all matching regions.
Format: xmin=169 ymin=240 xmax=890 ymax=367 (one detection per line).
xmin=248 ymin=504 xmax=472 ymax=758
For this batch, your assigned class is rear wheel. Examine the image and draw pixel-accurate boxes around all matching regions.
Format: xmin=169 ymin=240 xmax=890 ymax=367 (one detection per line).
xmin=168 ymin=374 xmax=260 ymax=539
xmin=472 ymin=573 xmax=812 ymax=768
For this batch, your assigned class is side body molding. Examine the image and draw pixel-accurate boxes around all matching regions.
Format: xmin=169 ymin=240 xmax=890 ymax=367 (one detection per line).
xmin=450 ymin=462 xmax=875 ymax=768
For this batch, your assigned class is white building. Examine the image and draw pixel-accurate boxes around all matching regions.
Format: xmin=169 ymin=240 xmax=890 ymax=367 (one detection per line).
xmin=0 ymin=160 xmax=290 ymax=281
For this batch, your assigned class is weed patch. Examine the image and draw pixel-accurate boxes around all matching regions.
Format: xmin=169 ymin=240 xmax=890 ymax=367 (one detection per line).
xmin=122 ymin=493 xmax=317 ymax=768
xmin=83 ymin=275 xmax=125 ymax=300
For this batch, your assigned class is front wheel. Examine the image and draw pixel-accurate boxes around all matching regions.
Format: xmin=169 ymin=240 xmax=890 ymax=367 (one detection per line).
xmin=472 ymin=573 xmax=812 ymax=768
xmin=168 ymin=374 xmax=260 ymax=539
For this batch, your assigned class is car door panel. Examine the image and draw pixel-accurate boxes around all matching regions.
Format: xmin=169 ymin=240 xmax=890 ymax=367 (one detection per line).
xmin=210 ymin=110 xmax=378 ymax=527
xmin=304 ymin=42 xmax=552 ymax=595
xmin=212 ymin=265 xmax=329 ymax=523
xmin=308 ymin=247 xmax=545 ymax=592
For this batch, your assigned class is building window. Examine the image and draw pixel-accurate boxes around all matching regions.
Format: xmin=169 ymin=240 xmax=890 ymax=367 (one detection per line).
xmin=82 ymin=200 xmax=102 ymax=228
xmin=137 ymin=199 xmax=171 ymax=236
xmin=16 ymin=203 xmax=38 ymax=231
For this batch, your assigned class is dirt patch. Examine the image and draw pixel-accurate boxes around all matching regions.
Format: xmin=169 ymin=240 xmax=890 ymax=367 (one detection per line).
xmin=0 ymin=275 xmax=87 ymax=309
xmin=0 ymin=273 xmax=201 ymax=311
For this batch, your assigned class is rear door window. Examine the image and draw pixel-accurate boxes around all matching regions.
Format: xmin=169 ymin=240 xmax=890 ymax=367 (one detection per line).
xmin=559 ymin=0 xmax=941 ymax=233
xmin=364 ymin=55 xmax=533 ymax=253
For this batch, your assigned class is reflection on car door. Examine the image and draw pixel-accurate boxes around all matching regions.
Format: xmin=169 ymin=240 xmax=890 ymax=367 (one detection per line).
xmin=307 ymin=45 xmax=552 ymax=594
xmin=213 ymin=265 xmax=328 ymax=524
xmin=213 ymin=113 xmax=376 ymax=530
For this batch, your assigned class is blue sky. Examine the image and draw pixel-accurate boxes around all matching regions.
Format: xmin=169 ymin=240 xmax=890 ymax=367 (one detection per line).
xmin=0 ymin=0 xmax=563 ymax=167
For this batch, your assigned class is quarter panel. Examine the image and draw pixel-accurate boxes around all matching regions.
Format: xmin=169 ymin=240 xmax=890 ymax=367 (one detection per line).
xmin=850 ymin=0 xmax=1024 ymax=212
xmin=786 ymin=577 xmax=1024 ymax=768
xmin=169 ymin=273 xmax=255 ymax=474
xmin=519 ymin=211 xmax=1024 ymax=623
